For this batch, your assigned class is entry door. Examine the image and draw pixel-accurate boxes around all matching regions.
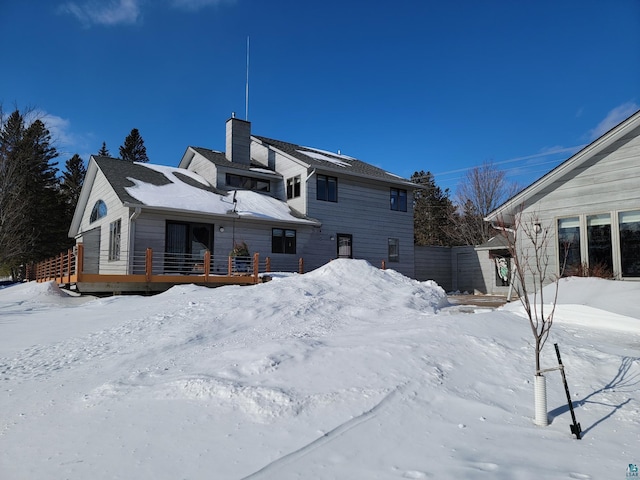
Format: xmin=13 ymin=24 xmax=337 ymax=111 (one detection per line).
xmin=337 ymin=234 xmax=353 ymax=258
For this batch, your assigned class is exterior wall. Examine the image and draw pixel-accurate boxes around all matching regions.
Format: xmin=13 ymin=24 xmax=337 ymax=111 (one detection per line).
xmin=305 ymin=172 xmax=415 ymax=277
xmin=184 ymin=153 xmax=219 ymax=186
xmin=131 ymin=210 xmax=317 ymax=274
xmin=76 ymin=169 xmax=130 ymax=275
xmin=517 ymin=126 xmax=640 ymax=288
xmin=474 ymin=248 xmax=512 ymax=295
xmin=414 ymin=246 xmax=452 ymax=291
xmin=273 ymin=153 xmax=308 ymax=213
xmin=415 ymin=246 xmax=511 ymax=294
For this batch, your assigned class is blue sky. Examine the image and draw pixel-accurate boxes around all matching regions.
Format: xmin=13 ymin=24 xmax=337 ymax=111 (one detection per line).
xmin=2 ymin=0 xmax=639 ymax=193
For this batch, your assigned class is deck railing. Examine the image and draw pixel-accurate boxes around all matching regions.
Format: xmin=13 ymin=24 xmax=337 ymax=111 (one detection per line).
xmin=31 ymin=244 xmax=306 ymax=287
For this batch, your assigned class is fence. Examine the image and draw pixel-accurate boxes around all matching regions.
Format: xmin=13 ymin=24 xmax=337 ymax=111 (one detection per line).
xmin=31 ymin=244 xmax=307 ymax=289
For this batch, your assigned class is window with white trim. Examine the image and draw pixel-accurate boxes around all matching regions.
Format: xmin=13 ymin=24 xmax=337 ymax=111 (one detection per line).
xmin=388 ymin=238 xmax=399 ymax=262
xmin=619 ymin=210 xmax=640 ymax=277
xmin=272 ymin=228 xmax=296 ymax=254
xmin=108 ymin=219 xmax=121 ymax=261
xmin=90 ymin=200 xmax=107 ymax=223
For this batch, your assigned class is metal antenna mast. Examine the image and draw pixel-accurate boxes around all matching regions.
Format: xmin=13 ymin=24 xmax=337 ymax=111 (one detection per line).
xmin=245 ymin=36 xmax=250 ymax=121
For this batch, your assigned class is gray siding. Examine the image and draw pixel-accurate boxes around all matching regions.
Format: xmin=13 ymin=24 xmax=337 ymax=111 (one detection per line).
xmin=305 ymin=173 xmax=415 ymax=277
xmin=414 ymin=246 xmax=452 ymax=291
xmin=274 ymin=153 xmax=308 ymax=213
xmin=518 ymin=125 xmax=640 ymax=286
xmin=132 ymin=210 xmax=316 ymax=274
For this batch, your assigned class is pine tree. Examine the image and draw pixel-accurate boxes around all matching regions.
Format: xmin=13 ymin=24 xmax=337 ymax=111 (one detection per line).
xmin=97 ymin=141 xmax=110 ymax=157
xmin=0 ymin=110 xmax=29 ymax=276
xmin=119 ymin=128 xmax=149 ymax=162
xmin=21 ymin=119 xmax=69 ymax=261
xmin=411 ymin=170 xmax=457 ymax=246
xmin=60 ymin=153 xmax=86 ymax=215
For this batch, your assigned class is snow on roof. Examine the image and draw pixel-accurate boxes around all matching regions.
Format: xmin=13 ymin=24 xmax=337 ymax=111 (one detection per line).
xmin=249 ymin=167 xmax=279 ymax=175
xmin=140 ymin=162 xmax=210 ymax=186
xmin=124 ymin=164 xmax=317 ymax=224
xmin=297 ymin=149 xmax=352 ymax=167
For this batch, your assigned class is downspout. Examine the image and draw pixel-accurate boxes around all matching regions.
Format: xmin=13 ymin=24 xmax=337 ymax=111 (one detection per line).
xmin=129 ymin=207 xmax=142 ymax=274
xmin=306 ymin=168 xmax=316 ymax=181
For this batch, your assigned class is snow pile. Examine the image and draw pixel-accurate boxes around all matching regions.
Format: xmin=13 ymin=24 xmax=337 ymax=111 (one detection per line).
xmin=1 ymin=262 xmax=639 ymax=479
xmin=504 ymin=276 xmax=640 ymax=333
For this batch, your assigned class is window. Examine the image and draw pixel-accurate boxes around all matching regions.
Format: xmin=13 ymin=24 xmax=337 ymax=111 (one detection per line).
xmin=317 ymin=174 xmax=338 ymax=202
xmin=226 ymin=173 xmax=270 ymax=192
xmin=388 ymin=238 xmax=399 ymax=262
xmin=165 ymin=222 xmax=213 ymax=272
xmin=587 ymin=214 xmax=613 ymax=274
xmin=287 ymin=175 xmax=301 ymax=199
xmin=108 ymin=219 xmax=121 ymax=261
xmin=558 ymin=217 xmax=581 ymax=276
xmin=390 ymin=188 xmax=407 ymax=212
xmin=272 ymin=228 xmax=296 ymax=254
xmin=619 ymin=210 xmax=640 ymax=277
xmin=90 ymin=200 xmax=107 ymax=223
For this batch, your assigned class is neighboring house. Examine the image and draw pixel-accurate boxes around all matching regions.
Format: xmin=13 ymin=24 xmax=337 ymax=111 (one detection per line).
xmin=485 ymin=108 xmax=640 ymax=288
xmin=68 ymin=116 xmax=417 ymax=288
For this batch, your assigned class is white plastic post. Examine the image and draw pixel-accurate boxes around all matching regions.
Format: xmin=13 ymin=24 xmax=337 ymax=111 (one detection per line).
xmin=534 ymin=374 xmax=548 ymax=426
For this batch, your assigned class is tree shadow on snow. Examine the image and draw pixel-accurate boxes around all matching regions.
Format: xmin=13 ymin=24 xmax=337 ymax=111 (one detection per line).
xmin=548 ymin=356 xmax=639 ymax=438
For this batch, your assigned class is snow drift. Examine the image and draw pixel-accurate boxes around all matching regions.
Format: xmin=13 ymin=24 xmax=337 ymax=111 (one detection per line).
xmin=1 ymin=260 xmax=638 ymax=479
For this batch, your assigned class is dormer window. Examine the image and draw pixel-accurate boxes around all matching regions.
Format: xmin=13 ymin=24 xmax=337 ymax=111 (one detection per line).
xmin=226 ymin=173 xmax=270 ymax=192
xmin=287 ymin=175 xmax=301 ymax=199
xmin=90 ymin=200 xmax=107 ymax=223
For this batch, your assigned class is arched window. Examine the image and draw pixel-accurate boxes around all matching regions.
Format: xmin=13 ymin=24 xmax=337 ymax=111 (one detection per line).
xmin=90 ymin=200 xmax=107 ymax=223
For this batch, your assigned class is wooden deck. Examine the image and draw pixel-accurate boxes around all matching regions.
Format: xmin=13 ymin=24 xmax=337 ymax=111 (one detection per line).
xmin=31 ymin=245 xmax=304 ymax=294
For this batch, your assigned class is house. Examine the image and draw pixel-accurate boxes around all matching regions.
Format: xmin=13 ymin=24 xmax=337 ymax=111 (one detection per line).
xmin=68 ymin=116 xmax=417 ymax=291
xmin=484 ymin=108 xmax=640 ymax=288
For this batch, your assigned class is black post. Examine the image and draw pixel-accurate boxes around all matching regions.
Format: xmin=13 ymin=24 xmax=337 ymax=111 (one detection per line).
xmin=555 ymin=343 xmax=582 ymax=439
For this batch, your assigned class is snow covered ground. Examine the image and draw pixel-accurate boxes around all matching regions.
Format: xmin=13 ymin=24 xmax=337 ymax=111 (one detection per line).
xmin=1 ymin=260 xmax=638 ymax=479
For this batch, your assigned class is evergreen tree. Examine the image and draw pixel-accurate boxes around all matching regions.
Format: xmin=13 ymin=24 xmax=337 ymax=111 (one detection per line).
xmin=0 ymin=110 xmax=29 ymax=276
xmin=97 ymin=141 xmax=110 ymax=157
xmin=119 ymin=128 xmax=149 ymax=162
xmin=21 ymin=119 xmax=69 ymax=261
xmin=411 ymin=170 xmax=457 ymax=246
xmin=0 ymin=109 xmax=71 ymax=277
xmin=60 ymin=153 xmax=86 ymax=217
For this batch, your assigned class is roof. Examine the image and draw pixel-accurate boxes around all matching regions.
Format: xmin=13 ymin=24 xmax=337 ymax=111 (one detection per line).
xmin=253 ymin=135 xmax=414 ymax=186
xmin=94 ymin=156 xmax=226 ymax=206
xmin=89 ymin=156 xmax=320 ymax=226
xmin=188 ymin=147 xmax=281 ymax=177
xmin=485 ymin=109 xmax=640 ymax=224
xmin=475 ymin=233 xmax=513 ymax=250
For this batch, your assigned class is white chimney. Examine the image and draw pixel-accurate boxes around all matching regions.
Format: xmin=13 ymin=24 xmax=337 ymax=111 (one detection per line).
xmin=225 ymin=116 xmax=251 ymax=165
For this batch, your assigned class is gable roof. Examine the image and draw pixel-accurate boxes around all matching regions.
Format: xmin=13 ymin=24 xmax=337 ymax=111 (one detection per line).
xmin=485 ymin=109 xmax=640 ymax=224
xmin=94 ymin=155 xmax=227 ymax=206
xmin=254 ymin=135 xmax=414 ymax=186
xmin=69 ymin=156 xmax=319 ymax=238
